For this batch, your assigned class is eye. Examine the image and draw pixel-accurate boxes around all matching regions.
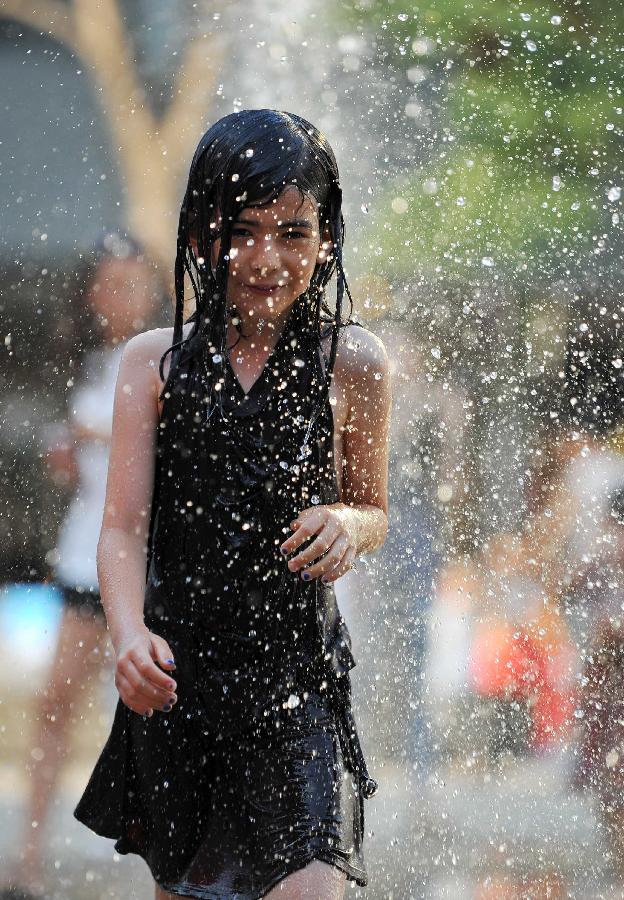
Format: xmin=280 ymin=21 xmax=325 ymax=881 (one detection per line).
xmin=283 ymin=230 xmax=307 ymax=240
xmin=231 ymin=227 xmax=251 ymax=237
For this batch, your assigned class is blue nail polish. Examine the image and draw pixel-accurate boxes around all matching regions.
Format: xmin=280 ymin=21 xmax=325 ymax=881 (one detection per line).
xmin=302 ymin=571 xmax=311 ymax=581
xmin=163 ymin=704 xmax=172 ymax=712
xmin=165 ymin=658 xmax=175 ymax=664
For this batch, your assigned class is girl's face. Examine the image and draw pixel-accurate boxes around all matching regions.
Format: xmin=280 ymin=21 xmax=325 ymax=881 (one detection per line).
xmin=196 ymin=186 xmax=331 ymax=321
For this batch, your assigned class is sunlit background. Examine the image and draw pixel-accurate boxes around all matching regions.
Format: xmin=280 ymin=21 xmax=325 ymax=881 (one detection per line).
xmin=2 ymin=1 xmax=624 ymax=897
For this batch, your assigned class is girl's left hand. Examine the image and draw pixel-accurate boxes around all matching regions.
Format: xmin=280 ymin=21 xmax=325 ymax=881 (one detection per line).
xmin=279 ymin=503 xmax=358 ymax=584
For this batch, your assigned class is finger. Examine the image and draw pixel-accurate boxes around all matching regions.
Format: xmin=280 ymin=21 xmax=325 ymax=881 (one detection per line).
xmin=132 ymin=648 xmax=177 ymax=693
xmin=150 ymin=634 xmax=177 ymax=672
xmin=302 ymin=534 xmax=350 ymax=580
xmin=124 ymin=658 xmax=177 ymax=706
xmin=116 ymin=671 xmax=154 ymax=717
xmin=320 ymin=545 xmax=357 ymax=584
xmin=288 ymin=522 xmax=340 ymax=571
xmin=279 ymin=510 xmax=324 ymax=556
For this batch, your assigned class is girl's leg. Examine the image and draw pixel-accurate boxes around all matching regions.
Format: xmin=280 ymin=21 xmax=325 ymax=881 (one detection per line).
xmin=8 ymin=605 xmax=110 ymax=892
xmin=265 ymin=860 xmax=346 ymax=900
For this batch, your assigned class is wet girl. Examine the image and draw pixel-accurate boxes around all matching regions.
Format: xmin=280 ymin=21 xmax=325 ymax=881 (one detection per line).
xmin=74 ymin=109 xmax=391 ymax=899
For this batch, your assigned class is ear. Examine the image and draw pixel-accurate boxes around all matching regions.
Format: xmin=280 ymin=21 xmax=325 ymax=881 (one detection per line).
xmin=317 ymin=226 xmax=334 ymax=264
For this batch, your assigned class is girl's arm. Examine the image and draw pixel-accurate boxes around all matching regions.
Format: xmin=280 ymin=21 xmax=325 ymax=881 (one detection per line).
xmin=97 ymin=329 xmax=179 ymax=717
xmin=280 ymin=327 xmax=391 ymax=582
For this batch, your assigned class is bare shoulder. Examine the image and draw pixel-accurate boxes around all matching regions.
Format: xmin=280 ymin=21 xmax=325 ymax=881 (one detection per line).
xmin=121 ymin=326 xmax=174 ymax=365
xmin=334 ymin=324 xmax=390 ymax=383
xmin=121 ymin=324 xmax=193 ymax=385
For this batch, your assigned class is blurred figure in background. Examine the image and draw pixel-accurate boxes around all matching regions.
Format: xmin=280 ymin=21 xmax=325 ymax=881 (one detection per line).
xmin=571 ymin=484 xmax=624 ymax=885
xmin=362 ymin=318 xmax=468 ymax=773
xmin=3 ymin=233 xmax=159 ymax=900
xmin=522 ymin=294 xmax=624 ymax=888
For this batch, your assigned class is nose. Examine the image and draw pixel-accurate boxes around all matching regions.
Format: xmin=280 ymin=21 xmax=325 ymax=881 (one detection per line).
xmin=250 ymin=234 xmax=280 ymax=276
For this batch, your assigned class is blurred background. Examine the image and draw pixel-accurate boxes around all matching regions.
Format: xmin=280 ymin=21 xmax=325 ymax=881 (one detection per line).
xmin=2 ymin=1 xmax=624 ymax=897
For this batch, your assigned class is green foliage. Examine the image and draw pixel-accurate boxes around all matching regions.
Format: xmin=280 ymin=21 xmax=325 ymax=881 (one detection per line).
xmin=338 ymin=0 xmax=624 ymax=281
xmin=368 ymin=149 xmax=600 ymax=277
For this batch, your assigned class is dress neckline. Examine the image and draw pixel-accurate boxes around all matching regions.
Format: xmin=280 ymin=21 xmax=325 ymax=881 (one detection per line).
xmin=224 ymin=295 xmax=305 ymax=404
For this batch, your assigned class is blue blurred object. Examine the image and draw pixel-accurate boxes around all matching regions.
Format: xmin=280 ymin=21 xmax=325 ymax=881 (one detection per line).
xmin=0 ymin=583 xmax=64 ymax=665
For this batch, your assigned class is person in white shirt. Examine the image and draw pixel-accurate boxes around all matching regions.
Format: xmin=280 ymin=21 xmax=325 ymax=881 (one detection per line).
xmin=4 ymin=232 xmax=158 ymax=899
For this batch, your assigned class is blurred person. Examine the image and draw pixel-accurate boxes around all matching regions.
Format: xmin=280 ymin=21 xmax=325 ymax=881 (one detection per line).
xmin=571 ymin=484 xmax=624 ymax=884
xmin=427 ymin=423 xmax=580 ymax=770
xmin=2 ymin=232 xmax=157 ymax=900
xmin=372 ymin=320 xmax=468 ymax=771
xmin=513 ymin=294 xmax=624 ymax=886
xmin=72 ymin=110 xmax=391 ymax=899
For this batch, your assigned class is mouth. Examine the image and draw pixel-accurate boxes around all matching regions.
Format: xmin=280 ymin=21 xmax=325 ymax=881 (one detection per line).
xmin=244 ymin=283 xmax=282 ymax=295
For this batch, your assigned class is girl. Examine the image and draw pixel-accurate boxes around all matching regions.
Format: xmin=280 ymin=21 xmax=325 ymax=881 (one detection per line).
xmin=74 ymin=109 xmax=391 ymax=899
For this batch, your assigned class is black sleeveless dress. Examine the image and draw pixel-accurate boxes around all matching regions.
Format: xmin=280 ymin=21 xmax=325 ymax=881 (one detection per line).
xmin=73 ymin=293 xmax=377 ymax=898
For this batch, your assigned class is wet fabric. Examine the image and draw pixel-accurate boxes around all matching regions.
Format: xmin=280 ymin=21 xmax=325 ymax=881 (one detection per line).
xmin=73 ymin=293 xmax=375 ymax=895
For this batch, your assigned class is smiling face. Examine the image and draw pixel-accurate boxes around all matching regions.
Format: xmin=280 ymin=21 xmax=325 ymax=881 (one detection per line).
xmin=198 ymin=186 xmax=331 ymax=322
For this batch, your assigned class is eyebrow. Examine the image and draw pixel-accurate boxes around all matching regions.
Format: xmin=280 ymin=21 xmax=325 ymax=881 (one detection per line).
xmin=234 ymin=217 xmax=315 ymax=229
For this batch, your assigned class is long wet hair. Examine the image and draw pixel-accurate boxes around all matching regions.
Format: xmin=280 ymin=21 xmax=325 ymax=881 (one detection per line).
xmin=158 ymin=108 xmax=355 ymax=426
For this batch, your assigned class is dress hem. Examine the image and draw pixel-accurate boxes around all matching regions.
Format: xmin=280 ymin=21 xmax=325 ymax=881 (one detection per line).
xmin=159 ymin=849 xmax=368 ymax=898
xmin=73 ymin=810 xmax=368 ymax=898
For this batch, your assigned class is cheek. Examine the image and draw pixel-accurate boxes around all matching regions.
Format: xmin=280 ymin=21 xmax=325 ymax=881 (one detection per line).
xmin=290 ymin=244 xmax=320 ymax=274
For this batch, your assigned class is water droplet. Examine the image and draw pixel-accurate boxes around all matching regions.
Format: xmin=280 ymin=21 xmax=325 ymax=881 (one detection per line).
xmin=608 ymin=186 xmax=621 ymax=202
xmin=311 ymin=495 xmax=321 ymax=505
xmin=551 ymin=14 xmax=562 ymax=25
xmin=481 ymin=256 xmax=495 ymax=267
xmin=525 ymin=40 xmax=537 ymax=52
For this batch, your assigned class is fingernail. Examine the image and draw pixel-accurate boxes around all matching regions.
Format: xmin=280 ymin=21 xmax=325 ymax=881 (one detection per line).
xmin=168 ymin=682 xmax=176 ymax=690
xmin=165 ymin=658 xmax=175 ymax=665
xmin=169 ymin=697 xmax=176 ymax=704
xmin=302 ymin=571 xmax=311 ymax=581
xmin=163 ymin=704 xmax=172 ymax=712
xmin=280 ymin=547 xmax=288 ymax=555
xmin=321 ymin=576 xmax=329 ymax=584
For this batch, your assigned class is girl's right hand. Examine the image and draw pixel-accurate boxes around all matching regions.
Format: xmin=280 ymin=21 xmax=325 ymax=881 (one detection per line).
xmin=113 ymin=627 xmax=178 ymax=717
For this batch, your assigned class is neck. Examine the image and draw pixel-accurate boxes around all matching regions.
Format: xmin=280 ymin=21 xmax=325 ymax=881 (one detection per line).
xmin=227 ymin=300 xmax=296 ymax=345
